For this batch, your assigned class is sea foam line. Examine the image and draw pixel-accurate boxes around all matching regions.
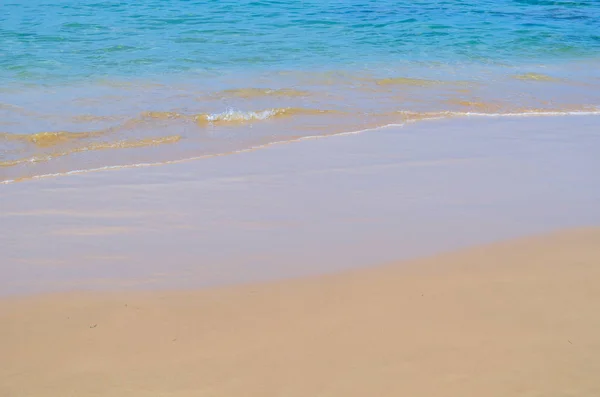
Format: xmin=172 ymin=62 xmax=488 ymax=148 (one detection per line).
xmin=0 ymin=123 xmax=405 ymax=185
xmin=2 ymin=110 xmax=599 ymax=185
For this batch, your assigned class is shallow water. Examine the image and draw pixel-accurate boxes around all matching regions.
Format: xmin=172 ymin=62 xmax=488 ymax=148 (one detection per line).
xmin=1 ymin=0 xmax=600 ymax=182
xmin=4 ymin=0 xmax=600 ymax=79
xmin=2 ymin=115 xmax=599 ymax=295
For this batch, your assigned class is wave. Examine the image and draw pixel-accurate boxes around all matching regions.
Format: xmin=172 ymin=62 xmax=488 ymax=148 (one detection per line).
xmin=512 ymin=73 xmax=561 ymax=82
xmin=395 ymin=107 xmax=600 ymax=122
xmin=0 ymin=131 xmax=103 ymax=147
xmin=445 ymin=99 xmax=502 ymax=111
xmin=2 ymin=105 xmax=597 ymax=149
xmin=140 ymin=107 xmax=332 ymax=125
xmin=0 ymin=135 xmax=181 ymax=168
xmin=11 ymin=101 xmax=591 ymax=150
xmin=0 ymin=127 xmax=382 ymax=184
xmin=3 ymin=108 xmax=599 ymax=184
xmin=1 ymin=107 xmax=331 ymax=150
xmin=196 ymin=108 xmax=285 ymax=123
xmin=141 ymin=111 xmax=184 ymax=119
xmin=194 ymin=108 xmax=334 ymax=125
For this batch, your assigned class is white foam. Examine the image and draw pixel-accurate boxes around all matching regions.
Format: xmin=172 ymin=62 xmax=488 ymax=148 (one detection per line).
xmin=3 ymin=110 xmax=599 ymax=185
xmin=201 ymin=108 xmax=282 ymax=122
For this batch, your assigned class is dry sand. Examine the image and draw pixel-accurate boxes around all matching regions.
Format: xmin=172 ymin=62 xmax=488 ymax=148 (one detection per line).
xmin=1 ymin=228 xmax=600 ymax=397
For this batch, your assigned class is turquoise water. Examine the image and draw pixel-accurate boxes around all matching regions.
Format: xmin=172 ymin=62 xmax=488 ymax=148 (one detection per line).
xmin=2 ymin=0 xmax=600 ymax=80
xmin=1 ymin=0 xmax=600 ymax=182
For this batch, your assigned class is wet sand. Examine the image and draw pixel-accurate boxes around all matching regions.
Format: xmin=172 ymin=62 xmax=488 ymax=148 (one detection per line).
xmin=1 ymin=115 xmax=600 ymax=395
xmin=2 ymin=115 xmax=600 ymax=295
xmin=2 ymin=228 xmax=600 ymax=396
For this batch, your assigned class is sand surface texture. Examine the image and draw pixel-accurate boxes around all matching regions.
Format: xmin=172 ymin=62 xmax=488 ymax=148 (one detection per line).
xmin=2 ymin=228 xmax=600 ymax=396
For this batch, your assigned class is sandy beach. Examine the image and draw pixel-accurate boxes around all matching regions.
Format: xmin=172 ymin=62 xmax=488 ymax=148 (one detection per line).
xmin=2 ymin=115 xmax=599 ymax=396
xmin=3 ymin=1 xmax=600 ymax=395
xmin=2 ymin=227 xmax=600 ymax=396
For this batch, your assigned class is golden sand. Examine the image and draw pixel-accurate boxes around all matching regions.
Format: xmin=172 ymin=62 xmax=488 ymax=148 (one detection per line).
xmin=1 ymin=228 xmax=599 ymax=396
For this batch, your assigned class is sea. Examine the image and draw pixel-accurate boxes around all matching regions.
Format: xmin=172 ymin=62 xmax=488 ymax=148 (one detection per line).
xmin=1 ymin=0 xmax=600 ymax=183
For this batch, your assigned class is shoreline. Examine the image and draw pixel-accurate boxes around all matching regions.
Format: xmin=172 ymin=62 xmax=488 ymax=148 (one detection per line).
xmin=2 ymin=227 xmax=600 ymax=396
xmin=2 ymin=103 xmax=599 ymax=397
xmin=3 ymin=110 xmax=600 ymax=185
xmin=2 ymin=114 xmax=600 ymax=296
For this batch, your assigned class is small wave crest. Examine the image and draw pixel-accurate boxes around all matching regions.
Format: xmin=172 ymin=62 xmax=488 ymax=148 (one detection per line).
xmin=140 ymin=107 xmax=331 ymax=124
xmin=512 ymin=73 xmax=561 ymax=82
xmin=445 ymin=99 xmax=502 ymax=111
xmin=0 ymin=131 xmax=101 ymax=147
xmin=3 ymin=106 xmax=599 ymax=180
xmin=396 ymin=106 xmax=600 ymax=121
xmin=1 ymin=107 xmax=332 ymax=151
xmin=0 ymin=135 xmax=181 ymax=168
xmin=2 ymin=109 xmax=599 ymax=184
xmin=194 ymin=107 xmax=332 ymax=125
xmin=141 ymin=111 xmax=184 ymax=120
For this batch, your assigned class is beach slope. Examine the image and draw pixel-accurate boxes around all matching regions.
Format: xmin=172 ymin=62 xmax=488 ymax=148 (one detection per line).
xmin=2 ymin=228 xmax=600 ymax=396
